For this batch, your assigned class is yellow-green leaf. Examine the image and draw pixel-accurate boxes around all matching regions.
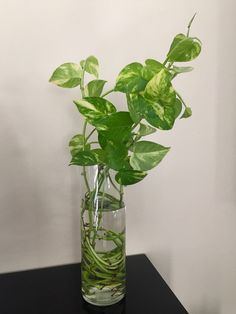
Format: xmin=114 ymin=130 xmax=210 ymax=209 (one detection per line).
xmin=130 ymin=141 xmax=170 ymax=171
xmin=69 ymin=134 xmax=90 ymax=157
xmin=115 ymin=169 xmax=147 ymax=185
xmin=144 ymin=69 xmax=176 ymax=105
xmin=167 ymin=34 xmax=201 ymax=62
xmin=49 ymin=63 xmax=82 ymax=88
xmin=84 ymin=56 xmax=99 ymax=78
xmin=115 ymin=62 xmax=147 ymax=93
xmin=84 ymin=80 xmax=107 ymax=97
xmin=74 ymin=97 xmax=116 ymax=121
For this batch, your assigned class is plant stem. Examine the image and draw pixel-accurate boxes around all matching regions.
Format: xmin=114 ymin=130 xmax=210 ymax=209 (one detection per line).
xmin=101 ymin=88 xmax=114 ymax=98
xmin=176 ymin=91 xmax=187 ymax=108
xmin=119 ymin=185 xmax=124 ymax=207
xmin=187 ymin=13 xmax=197 ymax=37
xmin=163 ymin=58 xmax=168 ymax=66
xmin=80 ymin=63 xmax=90 ymax=193
xmin=108 ymin=171 xmax=120 ymax=194
xmin=85 ymin=128 xmax=96 ymax=143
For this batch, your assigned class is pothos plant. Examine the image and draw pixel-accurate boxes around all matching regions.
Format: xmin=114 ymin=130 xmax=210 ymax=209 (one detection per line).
xmin=49 ymin=15 xmax=201 ymax=304
xmin=49 ymin=16 xmax=201 ymax=190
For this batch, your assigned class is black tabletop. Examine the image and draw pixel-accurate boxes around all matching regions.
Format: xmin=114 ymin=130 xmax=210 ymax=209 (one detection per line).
xmin=0 ymin=254 xmax=188 ymax=314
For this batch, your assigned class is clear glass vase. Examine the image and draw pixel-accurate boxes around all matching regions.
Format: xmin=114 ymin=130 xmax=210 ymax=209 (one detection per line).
xmin=80 ymin=165 xmax=126 ymax=306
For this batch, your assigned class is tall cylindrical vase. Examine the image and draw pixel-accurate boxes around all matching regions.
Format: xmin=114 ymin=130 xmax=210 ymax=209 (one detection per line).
xmin=80 ymin=165 xmax=126 ymax=306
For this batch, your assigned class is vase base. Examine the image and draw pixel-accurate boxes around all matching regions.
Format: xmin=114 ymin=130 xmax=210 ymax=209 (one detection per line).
xmin=82 ymin=288 xmax=125 ymax=307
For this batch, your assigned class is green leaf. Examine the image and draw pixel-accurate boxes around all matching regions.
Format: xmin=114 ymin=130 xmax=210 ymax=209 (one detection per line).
xmin=168 ymin=33 xmax=186 ymax=53
xmin=138 ymin=123 xmax=156 ymax=137
xmin=144 ymin=100 xmax=176 ymax=130
xmin=92 ymin=148 xmax=106 ymax=163
xmin=74 ymin=97 xmax=116 ymax=121
xmin=70 ymin=150 xmax=99 ymax=166
xmin=127 ymin=93 xmax=147 ymax=123
xmin=142 ymin=59 xmax=164 ymax=81
xmin=49 ymin=63 xmax=82 ymax=88
xmin=167 ymin=33 xmax=202 ymax=62
xmin=130 ymin=141 xmax=170 ymax=171
xmin=94 ymin=112 xmax=133 ymax=143
xmin=115 ymin=169 xmax=147 ymax=185
xmin=84 ymin=80 xmax=107 ymax=97
xmin=84 ymin=56 xmax=99 ymax=78
xmin=144 ymin=69 xmax=176 ymax=105
xmin=98 ymin=132 xmax=107 ymax=149
xmin=180 ymin=107 xmax=192 ymax=118
xmin=171 ymin=66 xmax=194 ymax=74
xmin=69 ymin=134 xmax=90 ymax=156
xmin=104 ymin=141 xmax=129 ymax=171
xmin=115 ymin=62 xmax=147 ymax=93
xmin=174 ymin=98 xmax=183 ymax=118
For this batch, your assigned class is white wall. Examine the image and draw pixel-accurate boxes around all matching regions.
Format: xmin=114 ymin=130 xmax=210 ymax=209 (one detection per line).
xmin=0 ymin=0 xmax=235 ymax=313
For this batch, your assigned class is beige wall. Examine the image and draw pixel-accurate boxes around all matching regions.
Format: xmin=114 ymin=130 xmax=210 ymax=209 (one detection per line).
xmin=0 ymin=0 xmax=235 ymax=313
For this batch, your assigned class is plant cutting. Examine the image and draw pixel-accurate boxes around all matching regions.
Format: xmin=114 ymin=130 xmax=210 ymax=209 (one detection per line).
xmin=49 ymin=15 xmax=201 ymax=306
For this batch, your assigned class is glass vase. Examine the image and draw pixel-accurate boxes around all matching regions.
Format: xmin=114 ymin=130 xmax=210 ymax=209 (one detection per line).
xmin=80 ymin=165 xmax=126 ymax=306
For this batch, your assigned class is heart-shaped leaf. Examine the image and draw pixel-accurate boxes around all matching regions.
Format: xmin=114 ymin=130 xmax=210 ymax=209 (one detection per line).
xmin=84 ymin=80 xmax=107 ymax=97
xmin=69 ymin=134 xmax=90 ymax=156
xmin=167 ymin=33 xmax=201 ymax=62
xmin=138 ymin=123 xmax=156 ymax=137
xmin=49 ymin=63 xmax=82 ymax=88
xmin=84 ymin=56 xmax=99 ymax=78
xmin=144 ymin=69 xmax=176 ymax=105
xmin=142 ymin=59 xmax=164 ymax=81
xmin=115 ymin=62 xmax=147 ymax=93
xmin=130 ymin=140 xmax=170 ymax=171
xmin=74 ymin=97 xmax=116 ymax=121
xmin=115 ymin=169 xmax=147 ymax=185
xmin=144 ymin=100 xmax=176 ymax=130
xmin=70 ymin=150 xmax=99 ymax=166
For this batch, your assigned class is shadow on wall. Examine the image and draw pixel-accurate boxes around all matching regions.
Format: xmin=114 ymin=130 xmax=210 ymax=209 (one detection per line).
xmin=0 ymin=108 xmax=47 ymax=271
xmin=192 ymin=297 xmax=221 ymax=314
xmin=215 ymin=0 xmax=236 ymax=204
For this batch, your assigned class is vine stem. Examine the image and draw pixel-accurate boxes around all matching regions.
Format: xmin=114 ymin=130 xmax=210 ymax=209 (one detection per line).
xmin=119 ymin=185 xmax=124 ymax=207
xmin=187 ymin=13 xmax=197 ymax=37
xmin=176 ymin=91 xmax=187 ymax=108
xmin=85 ymin=128 xmax=96 ymax=143
xmin=80 ymin=61 xmax=90 ymax=193
xmin=101 ymin=88 xmax=114 ymax=98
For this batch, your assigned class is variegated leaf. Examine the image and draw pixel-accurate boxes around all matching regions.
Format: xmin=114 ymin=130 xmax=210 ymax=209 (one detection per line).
xmin=115 ymin=169 xmax=147 ymax=185
xmin=74 ymin=97 xmax=116 ymax=121
xmin=49 ymin=63 xmax=82 ymax=88
xmin=69 ymin=134 xmax=90 ymax=156
xmin=138 ymin=123 xmax=156 ymax=137
xmin=84 ymin=56 xmax=99 ymax=78
xmin=167 ymin=34 xmax=201 ymax=62
xmin=142 ymin=59 xmax=164 ymax=81
xmin=115 ymin=62 xmax=147 ymax=93
xmin=130 ymin=141 xmax=170 ymax=171
xmin=70 ymin=150 xmax=99 ymax=166
xmin=144 ymin=101 xmax=176 ymax=130
xmin=144 ymin=69 xmax=176 ymax=105
xmin=84 ymin=80 xmax=107 ymax=97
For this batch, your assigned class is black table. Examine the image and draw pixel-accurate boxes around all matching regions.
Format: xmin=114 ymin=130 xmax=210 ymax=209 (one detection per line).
xmin=0 ymin=254 xmax=188 ymax=314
